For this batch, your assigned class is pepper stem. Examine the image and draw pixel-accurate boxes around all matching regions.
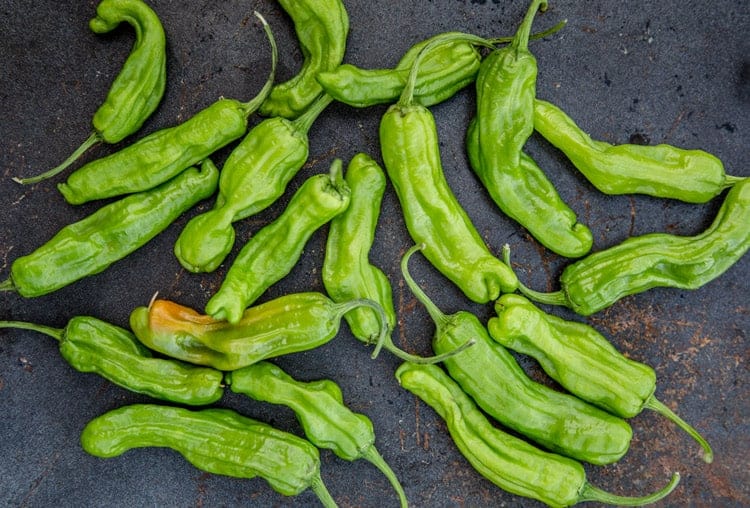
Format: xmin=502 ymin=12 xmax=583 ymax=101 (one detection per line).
xmin=332 ymin=298 xmax=389 ymax=359
xmin=310 ymin=474 xmax=338 ymax=508
xmin=1 ymin=278 xmax=16 ymax=292
xmin=577 ymin=472 xmax=680 ymax=506
xmin=512 ymin=0 xmax=549 ymax=53
xmin=361 ymin=445 xmax=408 ymax=508
xmin=400 ymin=244 xmax=451 ymax=329
xmin=239 ymin=12 xmax=278 ymax=117
xmin=645 ymin=396 xmax=713 ymax=463
xmin=292 ymin=93 xmax=334 ymax=134
xmin=384 ymin=335 xmax=474 ymax=365
xmin=501 ymin=244 xmax=569 ymax=306
xmin=723 ymin=175 xmax=747 ymax=189
xmin=13 ymin=132 xmax=101 ymax=185
xmin=0 ymin=320 xmax=64 ymax=342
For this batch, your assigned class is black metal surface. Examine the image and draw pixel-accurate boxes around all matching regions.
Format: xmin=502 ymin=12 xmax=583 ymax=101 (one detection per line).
xmin=1 ymin=1 xmax=748 ymax=506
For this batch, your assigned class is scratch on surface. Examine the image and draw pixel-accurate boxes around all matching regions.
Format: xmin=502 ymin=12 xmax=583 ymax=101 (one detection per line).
xmin=19 ymin=450 xmax=62 ymax=507
xmin=662 ymin=109 xmax=688 ymax=143
xmin=195 ymin=472 xmax=210 ymax=508
xmin=414 ymin=396 xmax=421 ymax=448
xmin=303 ymin=146 xmax=340 ymax=171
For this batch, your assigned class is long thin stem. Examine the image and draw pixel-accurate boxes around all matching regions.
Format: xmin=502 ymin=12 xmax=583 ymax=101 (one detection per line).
xmin=578 ymin=472 xmax=680 ymax=506
xmin=501 ymin=244 xmax=568 ymax=306
xmin=385 ymin=336 xmax=474 ymax=365
xmin=399 ymin=244 xmax=449 ymax=329
xmin=13 ymin=132 xmax=101 ymax=184
xmin=512 ymin=0 xmax=548 ymax=53
xmin=361 ymin=445 xmax=408 ymax=508
xmin=239 ymin=12 xmax=278 ymax=117
xmin=0 ymin=279 xmax=16 ymax=292
xmin=310 ymin=475 xmax=338 ymax=508
xmin=333 ymin=298 xmax=389 ymax=359
xmin=292 ymin=93 xmax=333 ymax=134
xmin=645 ymin=396 xmax=713 ymax=463
xmin=0 ymin=320 xmax=64 ymax=341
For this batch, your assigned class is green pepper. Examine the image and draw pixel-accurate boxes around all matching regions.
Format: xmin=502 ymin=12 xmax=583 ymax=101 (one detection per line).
xmin=470 ymin=0 xmax=592 ymax=258
xmin=227 ymin=361 xmax=408 ymax=508
xmin=533 ymin=98 xmax=744 ymax=203
xmin=396 ymin=362 xmax=681 ymax=508
xmin=174 ymin=94 xmax=332 ymax=273
xmin=80 ymin=404 xmax=338 ymax=507
xmin=379 ymin=38 xmax=518 ymax=304
xmin=0 ymin=317 xmax=223 ymax=405
xmin=205 ymin=159 xmax=351 ymax=324
xmin=488 ymin=293 xmax=713 ymax=463
xmin=15 ymin=0 xmax=166 ymax=185
xmin=0 ymin=160 xmax=218 ymax=298
xmin=514 ymin=176 xmax=750 ymax=316
xmin=259 ymin=0 xmax=348 ymax=119
xmin=129 ymin=293 xmax=387 ymax=371
xmin=401 ymin=244 xmax=632 ymax=465
xmin=55 ymin=12 xmax=276 ymax=205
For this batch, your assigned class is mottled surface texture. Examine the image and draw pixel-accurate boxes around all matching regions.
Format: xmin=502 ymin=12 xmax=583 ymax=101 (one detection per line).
xmin=1 ymin=1 xmax=748 ymax=506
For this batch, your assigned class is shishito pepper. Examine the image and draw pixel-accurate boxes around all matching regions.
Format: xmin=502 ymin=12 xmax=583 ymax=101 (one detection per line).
xmin=205 ymin=159 xmax=351 ymax=324
xmin=396 ymin=362 xmax=681 ymax=507
xmin=56 ymin=12 xmax=276 ymax=205
xmin=488 ymin=293 xmax=713 ymax=463
xmin=515 ymin=177 xmax=750 ymax=316
xmin=227 ymin=361 xmax=408 ymax=508
xmin=130 ymin=293 xmax=388 ymax=371
xmin=0 ymin=317 xmax=223 ymax=405
xmin=80 ymin=404 xmax=338 ymax=507
xmin=0 ymin=160 xmax=218 ymax=298
xmin=15 ymin=0 xmax=167 ymax=184
xmin=259 ymin=0 xmax=348 ymax=119
xmin=533 ymin=98 xmax=744 ymax=203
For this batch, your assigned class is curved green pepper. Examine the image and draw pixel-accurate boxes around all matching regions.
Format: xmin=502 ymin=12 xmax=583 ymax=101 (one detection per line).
xmin=396 ymin=362 xmax=681 ymax=507
xmin=0 ymin=317 xmax=222 ymax=405
xmin=401 ymin=245 xmax=632 ymax=465
xmin=533 ymin=98 xmax=744 ymax=203
xmin=130 ymin=293 xmax=388 ymax=371
xmin=205 ymin=159 xmax=351 ymax=324
xmin=56 ymin=12 xmax=276 ymax=205
xmin=15 ymin=0 xmax=166 ymax=185
xmin=174 ymin=94 xmax=332 ymax=273
xmin=515 ymin=176 xmax=750 ymax=316
xmin=227 ymin=361 xmax=408 ymax=508
xmin=470 ymin=0 xmax=592 ymax=258
xmin=259 ymin=0 xmax=348 ymax=119
xmin=1 ymin=160 xmax=218 ymax=298
xmin=80 ymin=404 xmax=338 ymax=506
xmin=379 ymin=40 xmax=517 ymax=304
xmin=488 ymin=293 xmax=713 ymax=463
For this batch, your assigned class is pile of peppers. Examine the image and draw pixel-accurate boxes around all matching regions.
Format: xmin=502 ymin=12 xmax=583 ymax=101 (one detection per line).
xmin=1 ymin=0 xmax=748 ymax=506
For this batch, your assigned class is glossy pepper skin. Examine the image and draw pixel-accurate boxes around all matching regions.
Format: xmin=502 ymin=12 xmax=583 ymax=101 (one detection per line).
xmin=396 ymin=362 xmax=681 ymax=508
xmin=129 ymin=293 xmax=388 ymax=371
xmin=15 ymin=0 xmax=166 ymax=185
xmin=80 ymin=404 xmax=338 ymax=506
xmin=470 ymin=0 xmax=592 ymax=258
xmin=0 ymin=317 xmax=223 ymax=405
xmin=259 ymin=0 xmax=348 ymax=119
xmin=517 ymin=177 xmax=750 ymax=316
xmin=0 ymin=160 xmax=218 ymax=298
xmin=174 ymin=94 xmax=332 ymax=273
xmin=401 ymin=245 xmax=632 ymax=465
xmin=56 ymin=12 xmax=276 ymax=205
xmin=488 ymin=293 xmax=713 ymax=463
xmin=227 ymin=361 xmax=408 ymax=508
xmin=205 ymin=160 xmax=351 ymax=324
xmin=533 ymin=99 xmax=744 ymax=203
xmin=379 ymin=48 xmax=518 ymax=303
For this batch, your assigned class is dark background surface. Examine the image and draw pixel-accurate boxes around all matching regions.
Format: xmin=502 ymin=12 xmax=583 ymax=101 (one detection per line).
xmin=1 ymin=1 xmax=748 ymax=506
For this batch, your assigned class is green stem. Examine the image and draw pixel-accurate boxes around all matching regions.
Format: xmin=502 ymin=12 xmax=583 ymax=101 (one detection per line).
xmin=310 ymin=474 xmax=339 ymax=508
xmin=501 ymin=244 xmax=569 ymax=306
xmin=292 ymin=93 xmax=334 ymax=134
xmin=1 ymin=278 xmax=16 ymax=292
xmin=512 ymin=0 xmax=548 ymax=53
xmin=577 ymin=472 xmax=680 ymax=506
xmin=400 ymin=244 xmax=450 ymax=330
xmin=723 ymin=175 xmax=747 ymax=189
xmin=489 ymin=18 xmax=567 ymax=45
xmin=333 ymin=299 xmax=389 ymax=359
xmin=13 ymin=132 xmax=101 ymax=184
xmin=361 ymin=445 xmax=408 ymax=508
xmin=0 ymin=320 xmax=64 ymax=341
xmin=645 ymin=396 xmax=714 ymax=463
xmin=239 ymin=11 xmax=278 ymax=117
xmin=384 ymin=335 xmax=474 ymax=365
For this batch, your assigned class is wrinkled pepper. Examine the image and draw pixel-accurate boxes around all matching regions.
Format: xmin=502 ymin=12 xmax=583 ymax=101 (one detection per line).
xmin=227 ymin=361 xmax=408 ymax=507
xmin=80 ymin=404 xmax=338 ymax=506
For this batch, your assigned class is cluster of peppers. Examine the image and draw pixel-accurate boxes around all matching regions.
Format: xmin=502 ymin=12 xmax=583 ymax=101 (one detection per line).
xmin=1 ymin=0 xmax=748 ymax=506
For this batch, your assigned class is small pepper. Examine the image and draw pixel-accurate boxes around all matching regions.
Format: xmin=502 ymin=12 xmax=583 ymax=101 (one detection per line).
xmin=129 ymin=293 xmax=388 ymax=371
xmin=55 ymin=12 xmax=276 ymax=205
xmin=514 ymin=177 xmax=750 ymax=316
xmin=174 ymin=94 xmax=333 ymax=273
xmin=533 ymin=98 xmax=744 ymax=203
xmin=0 ymin=317 xmax=223 ymax=405
xmin=488 ymin=293 xmax=713 ymax=463
xmin=80 ymin=404 xmax=338 ymax=507
xmin=227 ymin=361 xmax=408 ymax=508
xmin=396 ymin=362 xmax=681 ymax=508
xmin=400 ymin=245 xmax=632 ymax=465
xmin=259 ymin=0 xmax=348 ymax=119
xmin=379 ymin=36 xmax=517 ymax=304
xmin=1 ymin=160 xmax=218 ymax=298
xmin=15 ymin=0 xmax=167 ymax=185
xmin=205 ymin=159 xmax=351 ymax=324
